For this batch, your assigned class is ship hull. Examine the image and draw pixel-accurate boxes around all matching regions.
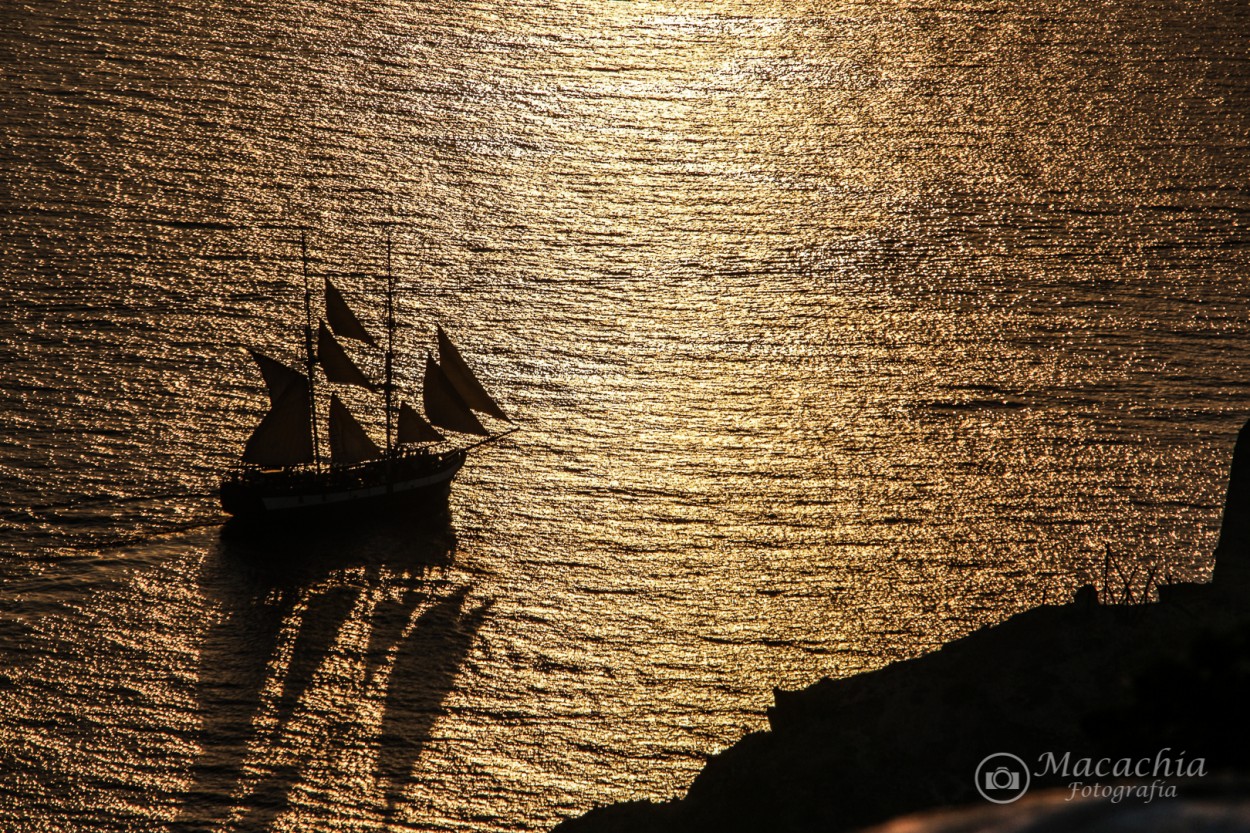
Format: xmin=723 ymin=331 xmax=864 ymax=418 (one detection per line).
xmin=220 ymin=449 xmax=466 ymax=523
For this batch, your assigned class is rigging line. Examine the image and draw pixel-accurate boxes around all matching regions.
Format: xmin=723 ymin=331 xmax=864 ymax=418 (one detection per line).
xmin=459 ymin=427 xmax=520 ymax=454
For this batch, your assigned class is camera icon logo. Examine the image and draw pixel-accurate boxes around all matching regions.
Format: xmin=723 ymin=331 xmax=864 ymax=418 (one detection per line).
xmin=975 ymin=753 xmax=1030 ymax=804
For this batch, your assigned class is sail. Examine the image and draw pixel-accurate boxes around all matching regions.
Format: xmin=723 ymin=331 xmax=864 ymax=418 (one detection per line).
xmin=318 ymin=322 xmax=375 ymax=390
xmin=248 ymin=349 xmax=305 ymax=405
xmin=325 ymin=279 xmax=378 ymax=347
xmin=436 ymin=326 xmax=510 ymax=421
xmin=397 ymin=401 xmax=443 ymax=444
xmin=423 ymin=355 xmax=488 ymax=436
xmin=328 ymin=393 xmax=382 ymax=464
xmin=242 ymin=374 xmax=315 ymax=467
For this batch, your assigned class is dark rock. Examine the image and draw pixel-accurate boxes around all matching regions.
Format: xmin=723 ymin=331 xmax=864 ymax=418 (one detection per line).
xmin=554 ymin=419 xmax=1250 ymax=833
xmin=1214 ymin=418 xmax=1250 ymax=587
xmin=1073 ymin=584 xmax=1099 ymax=608
xmin=857 ymin=784 xmax=1250 ymax=833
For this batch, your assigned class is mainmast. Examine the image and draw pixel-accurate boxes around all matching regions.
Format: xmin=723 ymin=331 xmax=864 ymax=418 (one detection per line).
xmin=300 ymin=230 xmax=322 ymax=469
xmin=384 ymin=225 xmax=396 ymax=456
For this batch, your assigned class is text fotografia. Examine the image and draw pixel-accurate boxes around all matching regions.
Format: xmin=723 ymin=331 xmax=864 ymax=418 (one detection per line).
xmin=975 ymin=749 xmax=1206 ymax=804
xmin=1066 ymin=780 xmax=1177 ymax=803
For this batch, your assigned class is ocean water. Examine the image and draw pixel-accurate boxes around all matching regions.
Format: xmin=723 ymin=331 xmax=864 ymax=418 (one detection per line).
xmin=2 ymin=0 xmax=1248 ymax=830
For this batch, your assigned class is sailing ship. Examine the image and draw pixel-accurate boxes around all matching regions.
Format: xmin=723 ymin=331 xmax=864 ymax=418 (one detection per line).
xmin=219 ymin=233 xmax=513 ymax=522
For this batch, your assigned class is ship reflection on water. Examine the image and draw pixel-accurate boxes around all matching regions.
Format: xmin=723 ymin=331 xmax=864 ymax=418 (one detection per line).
xmin=182 ymin=517 xmax=492 ymax=830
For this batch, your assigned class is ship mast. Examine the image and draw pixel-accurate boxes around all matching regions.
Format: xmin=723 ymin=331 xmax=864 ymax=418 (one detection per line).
xmin=301 ymin=230 xmax=322 ymax=469
xmin=384 ymin=225 xmax=395 ymax=456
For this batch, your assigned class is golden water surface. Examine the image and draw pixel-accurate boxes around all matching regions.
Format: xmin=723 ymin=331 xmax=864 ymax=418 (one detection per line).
xmin=1 ymin=0 xmax=1248 ymax=830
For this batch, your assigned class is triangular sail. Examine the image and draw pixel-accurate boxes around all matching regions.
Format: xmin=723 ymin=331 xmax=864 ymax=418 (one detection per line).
xmin=436 ymin=326 xmax=510 ymax=421
xmin=423 ymin=355 xmax=488 ymax=436
xmin=328 ymin=393 xmax=382 ymax=464
xmin=318 ymin=322 xmax=375 ymax=390
xmin=325 ymin=279 xmax=378 ymax=347
xmin=242 ymin=374 xmax=315 ymax=467
xmin=248 ymin=349 xmax=305 ymax=405
xmin=397 ymin=401 xmax=444 ymax=444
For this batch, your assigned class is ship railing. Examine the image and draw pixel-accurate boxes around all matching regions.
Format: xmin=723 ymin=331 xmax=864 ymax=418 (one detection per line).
xmin=223 ymin=445 xmax=457 ymax=491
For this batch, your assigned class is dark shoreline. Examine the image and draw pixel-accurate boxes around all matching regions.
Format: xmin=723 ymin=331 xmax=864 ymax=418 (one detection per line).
xmin=554 ymin=421 xmax=1250 ymax=832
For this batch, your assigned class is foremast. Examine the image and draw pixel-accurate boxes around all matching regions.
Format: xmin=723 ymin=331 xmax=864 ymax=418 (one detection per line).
xmin=301 ymin=230 xmax=322 ymax=470
xmin=384 ymin=226 xmax=396 ymax=456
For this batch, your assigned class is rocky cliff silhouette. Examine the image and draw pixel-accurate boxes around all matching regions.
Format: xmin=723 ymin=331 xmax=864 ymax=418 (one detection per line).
xmin=555 ymin=420 xmax=1250 ymax=833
